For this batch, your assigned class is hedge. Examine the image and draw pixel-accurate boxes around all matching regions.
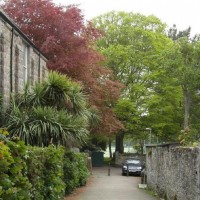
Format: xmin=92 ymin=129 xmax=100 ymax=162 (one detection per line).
xmin=0 ymin=138 xmax=31 ymax=200
xmin=63 ymin=152 xmax=89 ymax=195
xmin=26 ymin=145 xmax=66 ymax=200
xmin=0 ymin=135 xmax=90 ymax=200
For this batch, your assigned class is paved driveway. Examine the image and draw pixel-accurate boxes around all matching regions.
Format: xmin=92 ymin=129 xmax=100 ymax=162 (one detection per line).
xmin=65 ymin=167 xmax=158 ymax=200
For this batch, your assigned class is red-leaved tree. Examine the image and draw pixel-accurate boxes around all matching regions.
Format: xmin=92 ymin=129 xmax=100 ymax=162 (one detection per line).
xmin=2 ymin=0 xmax=124 ymax=135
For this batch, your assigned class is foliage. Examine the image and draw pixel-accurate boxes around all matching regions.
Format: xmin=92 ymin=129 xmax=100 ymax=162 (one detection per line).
xmin=93 ymin=11 xmax=176 ymax=145
xmin=0 ymin=132 xmax=90 ymax=199
xmin=103 ymin=157 xmax=112 ymax=165
xmin=26 ymin=145 xmax=66 ymax=200
xmin=0 ymin=128 xmax=9 ymax=141
xmin=2 ymin=0 xmax=124 ymax=136
xmin=0 ymin=135 xmax=32 ymax=200
xmin=4 ymin=72 xmax=90 ymax=147
xmin=63 ymin=152 xmax=79 ymax=195
xmin=63 ymin=151 xmax=89 ymax=195
xmin=81 ymin=135 xmax=108 ymax=151
xmin=144 ymin=64 xmax=183 ymax=142
xmin=161 ymin=28 xmax=200 ymax=142
xmin=41 ymin=146 xmax=66 ymax=200
xmin=2 ymin=0 xmax=98 ymax=71
xmin=75 ymin=153 xmax=89 ymax=186
xmin=26 ymin=147 xmax=46 ymax=200
xmin=115 ymin=99 xmax=140 ymax=133
xmin=93 ymin=11 xmax=170 ymax=90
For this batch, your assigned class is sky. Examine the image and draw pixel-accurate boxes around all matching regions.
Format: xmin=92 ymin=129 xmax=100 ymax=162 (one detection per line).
xmin=53 ymin=0 xmax=200 ymax=36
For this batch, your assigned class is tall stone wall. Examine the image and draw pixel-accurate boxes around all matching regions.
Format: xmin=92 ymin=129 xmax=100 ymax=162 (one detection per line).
xmin=0 ymin=11 xmax=48 ymax=109
xmin=146 ymin=144 xmax=200 ymax=200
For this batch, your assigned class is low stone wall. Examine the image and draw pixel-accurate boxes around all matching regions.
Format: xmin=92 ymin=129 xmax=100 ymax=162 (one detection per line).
xmin=146 ymin=143 xmax=200 ymax=200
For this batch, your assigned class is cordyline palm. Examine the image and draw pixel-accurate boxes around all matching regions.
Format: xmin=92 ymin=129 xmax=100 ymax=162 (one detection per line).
xmin=5 ymin=72 xmax=99 ymax=147
xmin=16 ymin=72 xmax=87 ymax=112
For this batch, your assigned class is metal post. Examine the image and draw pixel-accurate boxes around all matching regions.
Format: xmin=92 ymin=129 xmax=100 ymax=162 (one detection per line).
xmin=108 ymin=162 xmax=110 ymax=176
xmin=126 ymin=164 xmax=129 ymax=177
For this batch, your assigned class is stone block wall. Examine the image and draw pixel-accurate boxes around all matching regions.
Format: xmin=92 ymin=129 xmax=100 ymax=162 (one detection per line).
xmin=0 ymin=10 xmax=48 ymax=109
xmin=146 ymin=143 xmax=200 ymax=200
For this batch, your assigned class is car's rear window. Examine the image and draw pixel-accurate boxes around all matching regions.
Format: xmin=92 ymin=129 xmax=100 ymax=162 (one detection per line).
xmin=126 ymin=160 xmax=141 ymax=164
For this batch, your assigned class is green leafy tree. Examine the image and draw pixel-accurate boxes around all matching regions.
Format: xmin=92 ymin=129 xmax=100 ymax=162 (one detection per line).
xmin=93 ymin=11 xmax=172 ymax=152
xmin=114 ymin=99 xmax=139 ymax=152
xmin=144 ymin=65 xmax=183 ymax=142
xmin=162 ymin=28 xmax=200 ymax=143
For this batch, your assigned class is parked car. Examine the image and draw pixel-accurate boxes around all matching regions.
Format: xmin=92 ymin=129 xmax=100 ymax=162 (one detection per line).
xmin=121 ymin=158 xmax=144 ymax=176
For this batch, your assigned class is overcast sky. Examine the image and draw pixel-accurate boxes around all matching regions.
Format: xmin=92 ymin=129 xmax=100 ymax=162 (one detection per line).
xmin=53 ymin=0 xmax=200 ymax=36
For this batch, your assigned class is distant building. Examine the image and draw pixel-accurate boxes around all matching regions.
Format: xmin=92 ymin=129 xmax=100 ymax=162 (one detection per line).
xmin=0 ymin=9 xmax=48 ymax=108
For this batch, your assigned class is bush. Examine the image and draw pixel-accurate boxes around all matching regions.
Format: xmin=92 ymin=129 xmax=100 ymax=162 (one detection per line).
xmin=0 ymin=132 xmax=89 ymax=199
xmin=63 ymin=151 xmax=89 ymax=195
xmin=63 ymin=151 xmax=79 ymax=194
xmin=75 ymin=153 xmax=90 ymax=186
xmin=43 ymin=146 xmax=65 ymax=200
xmin=0 ymin=136 xmax=32 ymax=200
xmin=26 ymin=145 xmax=66 ymax=200
xmin=26 ymin=147 xmax=46 ymax=200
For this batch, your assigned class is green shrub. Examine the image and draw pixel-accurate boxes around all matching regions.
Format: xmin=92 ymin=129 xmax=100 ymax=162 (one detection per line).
xmin=0 ymin=136 xmax=32 ymax=200
xmin=63 ymin=151 xmax=79 ymax=194
xmin=26 ymin=145 xmax=66 ymax=200
xmin=26 ymin=147 xmax=46 ymax=200
xmin=0 ymin=131 xmax=89 ymax=199
xmin=75 ymin=153 xmax=90 ymax=186
xmin=63 ymin=151 xmax=89 ymax=195
xmin=43 ymin=146 xmax=65 ymax=200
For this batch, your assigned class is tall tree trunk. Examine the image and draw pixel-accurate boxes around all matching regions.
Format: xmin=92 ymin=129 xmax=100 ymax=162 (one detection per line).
xmin=115 ymin=131 xmax=124 ymax=154
xmin=183 ymin=88 xmax=191 ymax=130
xmin=108 ymin=138 xmax=112 ymax=158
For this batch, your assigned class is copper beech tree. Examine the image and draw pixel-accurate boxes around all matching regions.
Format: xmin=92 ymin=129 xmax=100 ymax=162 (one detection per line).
xmin=2 ymin=0 xmax=124 ymax=135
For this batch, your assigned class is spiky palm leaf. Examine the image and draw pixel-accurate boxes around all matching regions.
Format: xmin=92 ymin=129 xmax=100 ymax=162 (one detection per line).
xmin=43 ymin=71 xmax=88 ymax=114
xmin=7 ymin=106 xmax=89 ymax=147
xmin=6 ymin=105 xmax=32 ymax=144
xmin=57 ymin=111 xmax=89 ymax=145
xmin=42 ymin=71 xmax=72 ymax=109
xmin=4 ymin=71 xmax=98 ymax=147
xmin=25 ymin=83 xmax=46 ymax=107
xmin=29 ymin=107 xmax=69 ymax=146
xmin=67 ymin=83 xmax=87 ymax=114
xmin=85 ymin=106 xmax=100 ymax=128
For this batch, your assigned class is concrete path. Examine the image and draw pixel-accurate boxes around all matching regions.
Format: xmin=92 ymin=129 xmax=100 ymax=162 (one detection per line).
xmin=65 ymin=167 xmax=158 ymax=200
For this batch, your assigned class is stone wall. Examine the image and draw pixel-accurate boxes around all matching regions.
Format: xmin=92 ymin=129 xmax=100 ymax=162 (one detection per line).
xmin=146 ymin=143 xmax=200 ymax=200
xmin=0 ymin=10 xmax=48 ymax=108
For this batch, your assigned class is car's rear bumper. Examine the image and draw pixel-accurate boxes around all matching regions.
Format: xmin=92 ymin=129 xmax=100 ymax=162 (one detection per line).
xmin=122 ymin=169 xmax=141 ymax=175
